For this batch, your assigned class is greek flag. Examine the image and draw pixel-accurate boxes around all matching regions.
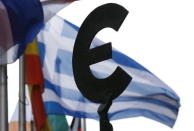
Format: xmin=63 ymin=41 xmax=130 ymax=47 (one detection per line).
xmin=38 ymin=15 xmax=180 ymax=127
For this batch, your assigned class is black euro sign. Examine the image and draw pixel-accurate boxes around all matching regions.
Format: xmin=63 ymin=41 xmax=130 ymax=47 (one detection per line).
xmin=73 ymin=3 xmax=132 ymax=131
xmin=72 ymin=3 xmax=132 ymax=104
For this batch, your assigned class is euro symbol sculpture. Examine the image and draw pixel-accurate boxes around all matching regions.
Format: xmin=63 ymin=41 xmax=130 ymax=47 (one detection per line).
xmin=72 ymin=3 xmax=132 ymax=131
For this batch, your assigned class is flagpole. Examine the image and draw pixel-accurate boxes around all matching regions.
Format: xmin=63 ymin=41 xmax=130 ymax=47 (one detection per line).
xmin=31 ymin=120 xmax=35 ymax=131
xmin=19 ymin=55 xmax=26 ymax=131
xmin=0 ymin=65 xmax=8 ymax=131
xmin=81 ymin=118 xmax=86 ymax=131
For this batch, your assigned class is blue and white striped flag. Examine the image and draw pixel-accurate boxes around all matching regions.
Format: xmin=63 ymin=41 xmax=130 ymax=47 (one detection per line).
xmin=38 ymin=15 xmax=180 ymax=127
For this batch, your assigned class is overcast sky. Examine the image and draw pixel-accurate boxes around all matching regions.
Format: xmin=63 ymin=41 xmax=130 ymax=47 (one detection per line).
xmin=8 ymin=0 xmax=194 ymax=130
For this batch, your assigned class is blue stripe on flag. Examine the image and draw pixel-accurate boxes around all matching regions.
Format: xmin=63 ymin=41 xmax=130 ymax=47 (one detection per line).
xmin=51 ymin=48 xmax=179 ymax=101
xmin=64 ymin=20 xmax=79 ymax=31
xmin=45 ymin=79 xmax=87 ymax=102
xmin=52 ymin=45 xmax=151 ymax=75
xmin=61 ymin=22 xmax=78 ymax=39
xmin=53 ymin=48 xmax=150 ymax=75
xmin=44 ymin=102 xmax=175 ymax=127
xmin=117 ymin=96 xmax=178 ymax=113
xmin=128 ymin=81 xmax=179 ymax=101
xmin=44 ymin=79 xmax=178 ymax=114
xmin=55 ymin=49 xmax=73 ymax=76
xmin=112 ymin=50 xmax=151 ymax=73
xmin=109 ymin=108 xmax=175 ymax=127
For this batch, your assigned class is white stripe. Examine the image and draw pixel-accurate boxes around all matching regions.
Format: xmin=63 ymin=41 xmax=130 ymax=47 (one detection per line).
xmin=121 ymin=91 xmax=178 ymax=107
xmin=43 ymin=89 xmax=99 ymax=113
xmin=43 ymin=89 xmax=177 ymax=119
xmin=90 ymin=57 xmax=171 ymax=91
xmin=44 ymin=71 xmax=178 ymax=108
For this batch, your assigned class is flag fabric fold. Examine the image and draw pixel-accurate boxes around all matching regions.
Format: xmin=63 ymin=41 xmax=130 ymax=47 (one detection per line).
xmin=37 ymin=15 xmax=180 ymax=128
xmin=0 ymin=0 xmax=44 ymax=65
xmin=0 ymin=0 xmax=76 ymax=65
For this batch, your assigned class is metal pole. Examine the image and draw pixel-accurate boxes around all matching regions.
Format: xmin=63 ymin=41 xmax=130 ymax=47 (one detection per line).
xmin=19 ymin=55 xmax=26 ymax=131
xmin=0 ymin=65 xmax=8 ymax=131
xmin=81 ymin=118 xmax=86 ymax=131
xmin=31 ymin=121 xmax=35 ymax=131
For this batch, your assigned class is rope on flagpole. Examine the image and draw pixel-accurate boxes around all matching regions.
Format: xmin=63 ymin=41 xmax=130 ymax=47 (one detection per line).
xmin=0 ymin=65 xmax=8 ymax=131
